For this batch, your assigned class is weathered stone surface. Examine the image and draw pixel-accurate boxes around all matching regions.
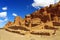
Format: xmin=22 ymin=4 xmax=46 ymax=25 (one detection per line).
xmin=4 ymin=21 xmax=13 ymax=29
xmin=31 ymin=2 xmax=60 ymax=23
xmin=13 ymin=16 xmax=22 ymax=26
xmin=4 ymin=2 xmax=60 ymax=35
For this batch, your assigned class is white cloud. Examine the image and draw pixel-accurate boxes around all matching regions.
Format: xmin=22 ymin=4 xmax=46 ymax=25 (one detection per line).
xmin=0 ymin=12 xmax=7 ymax=18
xmin=0 ymin=20 xmax=3 ymax=23
xmin=12 ymin=13 xmax=17 ymax=16
xmin=0 ymin=11 xmax=8 ymax=23
xmin=32 ymin=0 xmax=60 ymax=9
xmin=55 ymin=0 xmax=60 ymax=3
xmin=2 ymin=7 xmax=7 ymax=10
xmin=0 ymin=18 xmax=8 ymax=23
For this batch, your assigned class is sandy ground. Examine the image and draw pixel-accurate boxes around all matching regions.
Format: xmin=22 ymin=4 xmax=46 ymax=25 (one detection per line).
xmin=0 ymin=28 xmax=60 ymax=40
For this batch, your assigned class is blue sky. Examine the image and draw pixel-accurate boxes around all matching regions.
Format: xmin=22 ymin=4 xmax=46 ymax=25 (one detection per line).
xmin=0 ymin=0 xmax=59 ymax=28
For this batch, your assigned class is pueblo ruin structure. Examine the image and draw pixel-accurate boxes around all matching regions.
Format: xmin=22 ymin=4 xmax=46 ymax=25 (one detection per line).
xmin=4 ymin=2 xmax=60 ymax=36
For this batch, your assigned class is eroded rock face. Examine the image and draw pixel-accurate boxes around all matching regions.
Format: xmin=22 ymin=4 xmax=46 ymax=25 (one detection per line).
xmin=13 ymin=16 xmax=22 ymax=26
xmin=25 ymin=15 xmax=31 ymax=27
xmin=4 ymin=2 xmax=60 ymax=35
xmin=4 ymin=21 xmax=13 ymax=28
xmin=31 ymin=2 xmax=60 ymax=23
xmin=31 ymin=18 xmax=41 ymax=24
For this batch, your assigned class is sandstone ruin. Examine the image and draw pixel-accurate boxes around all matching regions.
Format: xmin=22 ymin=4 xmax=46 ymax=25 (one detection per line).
xmin=4 ymin=2 xmax=60 ymax=36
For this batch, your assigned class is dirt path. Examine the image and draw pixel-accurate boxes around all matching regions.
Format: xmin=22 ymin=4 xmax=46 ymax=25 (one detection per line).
xmin=0 ymin=29 xmax=60 ymax=40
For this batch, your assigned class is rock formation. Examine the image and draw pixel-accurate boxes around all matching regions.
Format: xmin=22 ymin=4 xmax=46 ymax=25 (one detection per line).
xmin=4 ymin=2 xmax=60 ymax=36
xmin=4 ymin=21 xmax=13 ymax=29
xmin=13 ymin=16 xmax=22 ymax=26
xmin=31 ymin=2 xmax=60 ymax=23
